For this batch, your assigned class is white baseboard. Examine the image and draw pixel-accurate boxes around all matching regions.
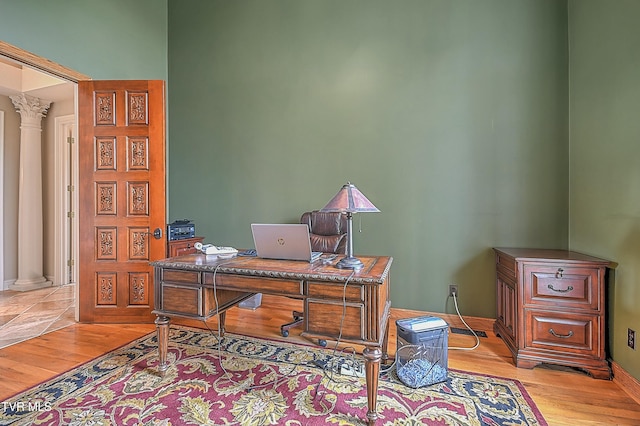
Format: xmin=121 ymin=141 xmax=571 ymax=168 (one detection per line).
xmin=2 ymin=279 xmax=16 ymax=291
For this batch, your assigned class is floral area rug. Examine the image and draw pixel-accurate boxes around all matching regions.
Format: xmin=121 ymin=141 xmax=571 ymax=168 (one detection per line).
xmin=1 ymin=326 xmax=547 ymax=425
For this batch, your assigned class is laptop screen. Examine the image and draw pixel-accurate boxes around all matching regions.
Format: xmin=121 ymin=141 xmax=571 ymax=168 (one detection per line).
xmin=251 ymin=224 xmax=321 ymax=262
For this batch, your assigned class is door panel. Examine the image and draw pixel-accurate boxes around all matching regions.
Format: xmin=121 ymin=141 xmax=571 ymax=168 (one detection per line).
xmin=78 ymin=80 xmax=166 ymax=323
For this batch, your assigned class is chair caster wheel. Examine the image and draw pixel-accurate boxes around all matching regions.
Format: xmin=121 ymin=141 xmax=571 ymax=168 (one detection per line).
xmin=281 ymin=329 xmax=289 ymax=337
xmin=318 ymin=339 xmax=327 ymax=347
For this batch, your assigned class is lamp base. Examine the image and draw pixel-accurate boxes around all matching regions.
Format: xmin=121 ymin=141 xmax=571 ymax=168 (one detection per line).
xmin=335 ymin=256 xmax=364 ymax=271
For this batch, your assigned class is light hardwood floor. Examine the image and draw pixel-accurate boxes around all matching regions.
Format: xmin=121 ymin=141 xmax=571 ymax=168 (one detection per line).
xmin=1 ymin=294 xmax=639 ymax=425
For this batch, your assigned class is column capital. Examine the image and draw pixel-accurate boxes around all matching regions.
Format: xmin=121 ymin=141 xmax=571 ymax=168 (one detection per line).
xmin=10 ymin=93 xmax=51 ymax=122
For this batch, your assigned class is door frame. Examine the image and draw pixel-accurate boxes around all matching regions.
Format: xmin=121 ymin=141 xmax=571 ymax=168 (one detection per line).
xmin=0 ymin=41 xmax=90 ymax=82
xmin=54 ymin=114 xmax=78 ymax=289
xmin=0 ymin=111 xmax=4 ymax=290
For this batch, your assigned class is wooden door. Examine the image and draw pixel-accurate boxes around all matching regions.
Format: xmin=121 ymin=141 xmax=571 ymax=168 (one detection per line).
xmin=78 ymin=80 xmax=166 ymax=323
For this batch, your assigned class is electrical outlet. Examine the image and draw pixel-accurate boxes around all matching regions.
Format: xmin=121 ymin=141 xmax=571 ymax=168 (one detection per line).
xmin=628 ymin=328 xmax=636 ymax=350
xmin=449 ymin=284 xmax=458 ymax=297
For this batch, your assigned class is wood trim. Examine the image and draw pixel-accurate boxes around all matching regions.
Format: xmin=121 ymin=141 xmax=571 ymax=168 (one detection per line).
xmin=0 ymin=40 xmax=90 ymax=82
xmin=611 ymin=360 xmax=640 ymax=405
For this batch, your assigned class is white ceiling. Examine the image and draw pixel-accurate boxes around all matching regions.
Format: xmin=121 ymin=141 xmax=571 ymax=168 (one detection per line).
xmin=0 ymin=55 xmax=74 ymax=103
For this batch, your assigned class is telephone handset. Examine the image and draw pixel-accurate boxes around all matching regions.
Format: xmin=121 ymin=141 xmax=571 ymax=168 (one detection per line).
xmin=194 ymin=242 xmax=238 ymax=256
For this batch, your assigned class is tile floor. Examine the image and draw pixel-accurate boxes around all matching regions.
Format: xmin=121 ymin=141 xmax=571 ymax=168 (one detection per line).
xmin=0 ymin=284 xmax=76 ymax=349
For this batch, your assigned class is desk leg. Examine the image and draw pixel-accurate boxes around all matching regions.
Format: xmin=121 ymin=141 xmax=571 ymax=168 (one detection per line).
xmin=363 ymin=346 xmax=382 ymax=425
xmin=382 ymin=322 xmax=390 ymax=364
xmin=155 ymin=315 xmax=170 ymax=376
xmin=219 ymin=311 xmax=226 ymax=336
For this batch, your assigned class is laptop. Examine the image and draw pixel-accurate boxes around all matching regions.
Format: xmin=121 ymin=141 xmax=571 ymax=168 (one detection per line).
xmin=251 ymin=223 xmax=322 ymax=262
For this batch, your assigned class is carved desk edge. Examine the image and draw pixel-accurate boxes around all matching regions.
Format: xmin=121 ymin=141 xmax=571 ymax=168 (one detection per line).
xmin=150 ymin=255 xmax=393 ymax=285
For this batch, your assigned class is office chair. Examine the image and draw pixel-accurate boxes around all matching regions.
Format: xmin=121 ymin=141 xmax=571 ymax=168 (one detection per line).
xmin=280 ymin=210 xmax=348 ymax=338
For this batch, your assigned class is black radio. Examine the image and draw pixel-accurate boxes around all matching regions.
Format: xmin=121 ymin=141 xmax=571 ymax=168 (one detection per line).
xmin=167 ymin=220 xmax=196 ymax=241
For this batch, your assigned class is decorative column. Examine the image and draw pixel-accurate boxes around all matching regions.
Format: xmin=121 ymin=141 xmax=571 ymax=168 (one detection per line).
xmin=10 ymin=94 xmax=52 ymax=291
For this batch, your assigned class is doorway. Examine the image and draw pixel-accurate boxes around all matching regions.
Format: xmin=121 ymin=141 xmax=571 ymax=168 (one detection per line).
xmin=0 ymin=41 xmax=89 ymax=337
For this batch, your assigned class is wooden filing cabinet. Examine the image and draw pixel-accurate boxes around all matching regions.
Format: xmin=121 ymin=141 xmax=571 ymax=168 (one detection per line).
xmin=493 ymin=248 xmax=613 ymax=379
xmin=167 ymin=236 xmax=204 ymax=257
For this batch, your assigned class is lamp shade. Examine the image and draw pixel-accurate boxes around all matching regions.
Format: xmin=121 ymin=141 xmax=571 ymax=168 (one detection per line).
xmin=320 ymin=182 xmax=380 ymax=213
xmin=319 ymin=182 xmax=379 ymax=271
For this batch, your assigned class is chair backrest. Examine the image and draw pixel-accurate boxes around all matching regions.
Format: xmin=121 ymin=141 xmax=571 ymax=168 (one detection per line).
xmin=300 ymin=210 xmax=348 ymax=254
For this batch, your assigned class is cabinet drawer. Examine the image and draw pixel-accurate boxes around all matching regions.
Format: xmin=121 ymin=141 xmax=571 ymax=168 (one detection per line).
xmin=162 ymin=269 xmax=200 ymax=284
xmin=307 ymin=281 xmax=363 ymax=302
xmin=523 ymin=264 xmax=600 ymax=310
xmin=203 ymin=273 xmax=303 ymax=296
xmin=167 ymin=237 xmax=204 ymax=258
xmin=306 ymin=299 xmax=364 ymax=340
xmin=173 ymin=245 xmax=199 ymax=257
xmin=525 ymin=310 xmax=599 ymax=356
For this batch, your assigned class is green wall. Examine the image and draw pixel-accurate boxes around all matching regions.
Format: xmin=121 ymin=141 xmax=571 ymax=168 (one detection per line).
xmin=568 ymin=0 xmax=640 ymax=380
xmin=4 ymin=0 xmax=636 ymax=382
xmin=168 ymin=0 xmax=569 ymax=318
xmin=0 ymin=0 xmax=167 ymax=80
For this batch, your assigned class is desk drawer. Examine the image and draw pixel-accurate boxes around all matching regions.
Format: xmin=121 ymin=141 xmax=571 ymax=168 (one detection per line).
xmin=306 ymin=299 xmax=365 ymax=340
xmin=160 ymin=283 xmax=250 ymax=318
xmin=307 ymin=281 xmax=363 ymax=302
xmin=163 ymin=269 xmax=200 ymax=284
xmin=203 ymin=273 xmax=303 ymax=296
xmin=161 ymin=283 xmax=205 ymax=316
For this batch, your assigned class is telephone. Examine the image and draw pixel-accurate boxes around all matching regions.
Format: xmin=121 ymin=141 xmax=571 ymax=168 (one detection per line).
xmin=194 ymin=242 xmax=238 ymax=256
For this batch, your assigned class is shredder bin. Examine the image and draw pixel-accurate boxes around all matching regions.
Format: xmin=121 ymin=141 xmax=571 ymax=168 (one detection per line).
xmin=395 ymin=316 xmax=449 ymax=387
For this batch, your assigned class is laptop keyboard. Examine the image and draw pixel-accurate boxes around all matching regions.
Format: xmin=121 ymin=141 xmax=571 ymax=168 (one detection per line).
xmin=239 ymin=248 xmax=323 ymax=262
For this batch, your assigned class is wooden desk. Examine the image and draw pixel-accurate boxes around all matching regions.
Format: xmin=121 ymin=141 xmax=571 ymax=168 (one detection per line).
xmin=151 ymin=253 xmax=392 ymax=425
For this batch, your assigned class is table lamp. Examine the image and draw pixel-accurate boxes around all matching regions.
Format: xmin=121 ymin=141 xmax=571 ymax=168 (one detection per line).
xmin=320 ymin=182 xmax=379 ymax=270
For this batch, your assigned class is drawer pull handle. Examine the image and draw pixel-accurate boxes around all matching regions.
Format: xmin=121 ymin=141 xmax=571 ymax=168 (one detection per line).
xmin=547 ymin=284 xmax=573 ymax=293
xmin=555 ymin=268 xmax=564 ymax=278
xmin=549 ymin=328 xmax=573 ymax=339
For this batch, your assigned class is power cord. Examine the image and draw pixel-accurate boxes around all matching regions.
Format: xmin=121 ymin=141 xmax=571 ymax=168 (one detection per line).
xmin=312 ymin=270 xmax=371 ymax=399
xmin=205 ymin=262 xmax=370 ymax=398
xmin=205 ymin=257 xmax=307 ymax=392
xmin=448 ymin=290 xmax=480 ymax=351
